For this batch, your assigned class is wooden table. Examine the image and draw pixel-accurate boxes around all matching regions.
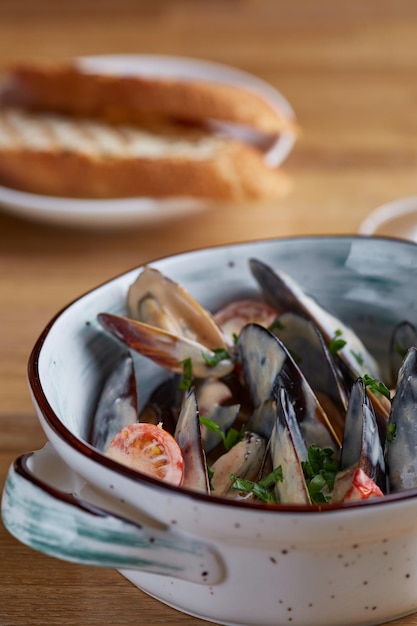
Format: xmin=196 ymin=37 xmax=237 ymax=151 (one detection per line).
xmin=2 ymin=1 xmax=417 ymax=624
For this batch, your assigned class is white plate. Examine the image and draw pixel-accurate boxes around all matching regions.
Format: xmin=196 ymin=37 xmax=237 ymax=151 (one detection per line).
xmin=358 ymin=196 xmax=417 ymax=242
xmin=0 ymin=54 xmax=297 ymax=229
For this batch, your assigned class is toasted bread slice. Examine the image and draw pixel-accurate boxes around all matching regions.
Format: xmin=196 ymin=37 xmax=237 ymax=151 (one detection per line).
xmin=0 ymin=109 xmax=291 ymax=200
xmin=0 ymin=62 xmax=297 ymax=136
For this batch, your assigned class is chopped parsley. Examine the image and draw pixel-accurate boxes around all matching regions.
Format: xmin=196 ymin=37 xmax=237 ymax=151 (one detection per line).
xmin=350 ymin=349 xmax=365 ymax=368
xmin=301 ymin=445 xmax=339 ymax=504
xmin=387 ymin=422 xmax=397 ymax=443
xmin=329 ymin=328 xmax=347 ymax=355
xmin=178 ymin=347 xmax=231 ymax=390
xmin=202 ymin=348 xmax=231 ymax=368
xmin=268 ymin=317 xmax=285 ymax=333
xmin=362 ymin=373 xmax=391 ymax=401
xmin=230 ymin=467 xmax=283 ymax=504
xmin=206 ymin=464 xmax=214 ymax=490
xmin=178 ymin=357 xmax=193 ymax=390
xmin=199 ymin=415 xmax=244 ymax=451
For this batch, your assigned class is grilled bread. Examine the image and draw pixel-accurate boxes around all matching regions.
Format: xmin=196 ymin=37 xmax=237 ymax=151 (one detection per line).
xmin=0 ymin=108 xmax=290 ymax=200
xmin=0 ymin=62 xmax=296 ymax=135
xmin=0 ymin=61 xmax=295 ymax=200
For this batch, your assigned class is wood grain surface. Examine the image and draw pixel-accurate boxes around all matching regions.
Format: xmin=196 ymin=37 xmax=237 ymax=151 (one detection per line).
xmin=1 ymin=1 xmax=417 ymax=624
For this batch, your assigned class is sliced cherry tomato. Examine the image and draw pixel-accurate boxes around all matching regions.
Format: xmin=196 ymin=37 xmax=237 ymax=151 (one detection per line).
xmin=106 ymin=422 xmax=184 ymax=486
xmin=343 ymin=468 xmax=384 ymax=502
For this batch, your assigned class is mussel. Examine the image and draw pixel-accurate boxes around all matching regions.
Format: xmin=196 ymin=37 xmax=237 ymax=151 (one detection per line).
xmin=91 ymin=259 xmax=417 ymax=506
xmin=385 ymin=347 xmax=417 ymax=492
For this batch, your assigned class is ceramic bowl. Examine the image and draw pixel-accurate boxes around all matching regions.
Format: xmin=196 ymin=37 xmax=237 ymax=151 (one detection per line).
xmin=4 ymin=235 xmax=417 ymax=626
xmin=359 ymin=195 xmax=417 ymax=242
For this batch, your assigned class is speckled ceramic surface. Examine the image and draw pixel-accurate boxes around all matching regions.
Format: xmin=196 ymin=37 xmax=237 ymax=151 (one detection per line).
xmin=4 ymin=236 xmax=417 ymax=626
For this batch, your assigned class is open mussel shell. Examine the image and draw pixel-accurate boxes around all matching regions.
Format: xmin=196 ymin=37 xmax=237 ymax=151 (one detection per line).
xmin=238 ymin=323 xmax=341 ymax=451
xmin=250 ymin=257 xmax=391 ymax=432
xmin=90 ymin=352 xmax=138 ymax=452
xmin=97 ymin=312 xmax=234 ymax=379
xmin=389 ymin=321 xmax=417 ymax=388
xmin=237 ymin=323 xmax=286 ymax=439
xmin=272 ymin=312 xmax=349 ymax=439
xmin=98 ymin=264 xmax=236 ymax=380
xmin=271 ymin=385 xmax=310 ymax=504
xmin=174 ymin=388 xmax=210 ymax=494
xmin=139 ymin=374 xmax=182 ymax=433
xmin=340 ymin=378 xmax=385 ymax=492
xmin=127 ymin=266 xmax=229 ymax=350
xmin=210 ymin=431 xmax=266 ymax=499
xmin=249 ymin=257 xmax=382 ymax=380
xmin=275 ymin=362 xmax=341 ymax=453
xmin=198 ymin=396 xmax=241 ymax=454
xmin=386 ymin=346 xmax=417 ymax=492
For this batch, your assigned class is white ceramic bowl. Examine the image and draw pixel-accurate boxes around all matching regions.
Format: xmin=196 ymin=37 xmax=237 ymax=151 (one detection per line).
xmin=4 ymin=235 xmax=417 ymax=626
xmin=359 ymin=196 xmax=417 ymax=242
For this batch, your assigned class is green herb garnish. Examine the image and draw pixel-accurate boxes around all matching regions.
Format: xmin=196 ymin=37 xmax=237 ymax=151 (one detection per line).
xmin=387 ymin=422 xmax=397 ymax=443
xmin=178 ymin=357 xmax=193 ymax=390
xmin=202 ymin=348 xmax=231 ymax=368
xmin=301 ymin=445 xmax=339 ymax=504
xmin=268 ymin=317 xmax=285 ymax=333
xmin=350 ymin=349 xmax=365 ymax=368
xmin=230 ymin=467 xmax=283 ymax=504
xmin=199 ymin=415 xmax=244 ymax=451
xmin=206 ymin=465 xmax=214 ymax=490
xmin=362 ymin=373 xmax=391 ymax=401
xmin=329 ymin=329 xmax=347 ymax=355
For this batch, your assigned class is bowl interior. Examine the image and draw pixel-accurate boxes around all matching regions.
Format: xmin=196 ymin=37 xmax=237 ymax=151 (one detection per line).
xmin=32 ymin=236 xmax=417 ymax=459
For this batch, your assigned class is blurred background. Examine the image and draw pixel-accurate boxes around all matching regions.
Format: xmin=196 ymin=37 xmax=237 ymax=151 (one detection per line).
xmin=2 ymin=1 xmax=417 ymax=624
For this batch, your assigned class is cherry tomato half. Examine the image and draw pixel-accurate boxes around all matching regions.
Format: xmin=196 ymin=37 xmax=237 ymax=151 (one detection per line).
xmin=343 ymin=468 xmax=384 ymax=502
xmin=106 ymin=422 xmax=184 ymax=486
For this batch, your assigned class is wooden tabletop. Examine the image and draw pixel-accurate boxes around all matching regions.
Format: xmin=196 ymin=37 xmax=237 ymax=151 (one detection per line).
xmin=2 ymin=1 xmax=417 ymax=624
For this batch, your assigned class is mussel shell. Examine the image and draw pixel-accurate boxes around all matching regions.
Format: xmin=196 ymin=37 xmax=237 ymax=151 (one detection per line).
xmin=139 ymin=374 xmax=182 ymax=433
xmin=97 ymin=312 xmax=234 ymax=379
xmin=340 ymin=378 xmax=385 ymax=492
xmin=237 ymin=323 xmax=287 ymax=439
xmin=210 ymin=431 xmax=267 ymax=498
xmin=270 ymin=385 xmax=310 ymax=504
xmin=200 ymin=404 xmax=241 ymax=454
xmin=127 ymin=265 xmax=229 ymax=349
xmin=386 ymin=346 xmax=417 ymax=492
xmin=389 ymin=321 xmax=417 ymax=388
xmin=90 ymin=352 xmax=138 ymax=452
xmin=272 ymin=312 xmax=348 ymax=439
xmin=237 ymin=323 xmax=286 ymax=409
xmin=249 ymin=257 xmax=381 ymax=380
xmin=276 ymin=362 xmax=340 ymax=453
xmin=174 ymin=388 xmax=210 ymax=494
xmin=238 ymin=323 xmax=340 ymax=450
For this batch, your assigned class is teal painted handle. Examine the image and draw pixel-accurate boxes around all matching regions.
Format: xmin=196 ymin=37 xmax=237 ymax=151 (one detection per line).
xmin=1 ymin=444 xmax=224 ymax=585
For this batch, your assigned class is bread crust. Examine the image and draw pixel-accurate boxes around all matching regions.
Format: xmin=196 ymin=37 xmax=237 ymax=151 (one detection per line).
xmin=0 ymin=110 xmax=290 ymax=200
xmin=0 ymin=61 xmax=295 ymax=201
xmin=0 ymin=62 xmax=296 ymax=135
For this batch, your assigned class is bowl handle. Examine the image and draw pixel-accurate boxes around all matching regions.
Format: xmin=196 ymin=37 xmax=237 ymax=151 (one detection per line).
xmin=1 ymin=444 xmax=224 ymax=585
